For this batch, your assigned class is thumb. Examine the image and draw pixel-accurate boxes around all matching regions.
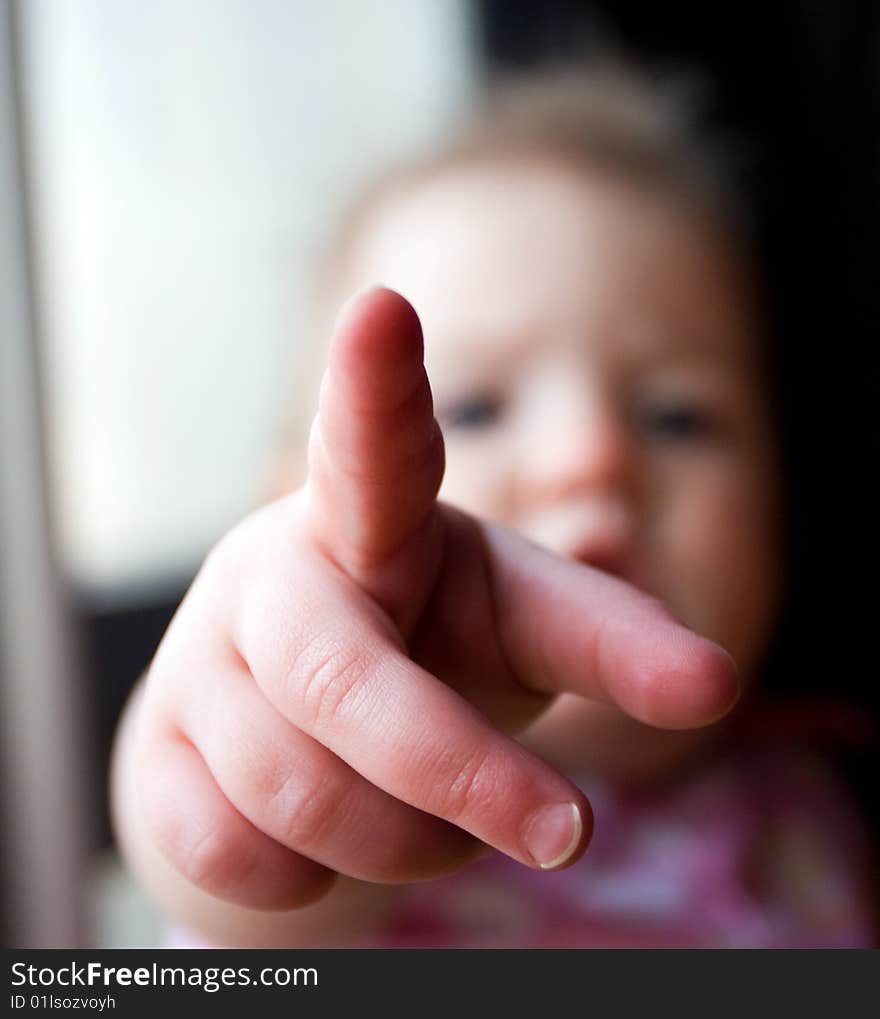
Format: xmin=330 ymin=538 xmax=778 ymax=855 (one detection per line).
xmin=305 ymin=286 xmax=446 ymax=632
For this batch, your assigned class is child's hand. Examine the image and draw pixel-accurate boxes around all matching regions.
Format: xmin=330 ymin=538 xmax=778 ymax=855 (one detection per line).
xmin=133 ymin=287 xmax=739 ymax=911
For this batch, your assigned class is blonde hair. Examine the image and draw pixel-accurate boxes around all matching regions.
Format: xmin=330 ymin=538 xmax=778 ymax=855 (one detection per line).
xmin=319 ymin=62 xmax=747 ymax=301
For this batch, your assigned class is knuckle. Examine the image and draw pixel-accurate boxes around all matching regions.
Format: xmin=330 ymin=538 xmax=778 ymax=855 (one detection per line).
xmin=179 ymin=827 xmax=256 ymax=894
xmin=260 ymin=765 xmax=347 ymax=851
xmin=431 ymin=744 xmax=497 ymax=826
xmin=321 ymin=375 xmax=439 ymax=486
xmin=151 ymin=805 xmax=256 ymax=896
xmin=292 ymin=635 xmax=373 ymax=729
xmin=342 ymin=413 xmax=442 ymax=487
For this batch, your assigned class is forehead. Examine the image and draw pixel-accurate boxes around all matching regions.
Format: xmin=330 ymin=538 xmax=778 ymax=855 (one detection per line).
xmin=342 ymin=159 xmax=755 ymax=368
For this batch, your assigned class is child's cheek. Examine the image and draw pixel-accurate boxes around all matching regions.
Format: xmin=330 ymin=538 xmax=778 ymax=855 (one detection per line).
xmin=648 ymin=465 xmax=782 ymax=677
xmin=438 ymin=438 xmax=517 ymax=524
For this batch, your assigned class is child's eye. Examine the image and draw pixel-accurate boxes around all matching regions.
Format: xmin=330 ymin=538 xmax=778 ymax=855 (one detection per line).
xmin=439 ymin=394 xmax=504 ymax=431
xmin=634 ymin=400 xmax=715 ymax=442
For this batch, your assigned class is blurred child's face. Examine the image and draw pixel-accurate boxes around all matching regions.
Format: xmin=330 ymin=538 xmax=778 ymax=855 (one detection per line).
xmin=341 ymin=159 xmax=782 ymax=682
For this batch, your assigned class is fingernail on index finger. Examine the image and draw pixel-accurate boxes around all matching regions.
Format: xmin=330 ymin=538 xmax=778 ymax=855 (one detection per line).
xmin=521 ymin=801 xmax=586 ymax=870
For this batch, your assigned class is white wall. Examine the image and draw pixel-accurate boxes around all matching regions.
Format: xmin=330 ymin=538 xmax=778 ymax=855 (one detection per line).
xmin=19 ymin=0 xmax=476 ymax=594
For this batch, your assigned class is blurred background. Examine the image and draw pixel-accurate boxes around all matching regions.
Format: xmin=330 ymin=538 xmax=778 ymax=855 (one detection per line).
xmin=1 ymin=0 xmax=878 ymax=947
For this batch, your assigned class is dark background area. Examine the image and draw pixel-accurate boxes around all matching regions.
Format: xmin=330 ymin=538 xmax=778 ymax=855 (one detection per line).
xmin=79 ymin=0 xmax=880 ymax=850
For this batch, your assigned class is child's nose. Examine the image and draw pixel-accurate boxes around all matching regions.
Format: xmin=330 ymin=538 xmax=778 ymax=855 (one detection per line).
xmin=514 ymin=383 xmax=636 ymax=573
xmin=517 ymin=387 xmax=632 ymax=505
xmin=518 ymin=495 xmax=634 ymax=577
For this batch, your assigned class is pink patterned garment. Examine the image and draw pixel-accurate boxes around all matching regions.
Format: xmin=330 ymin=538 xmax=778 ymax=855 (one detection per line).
xmin=170 ymin=701 xmax=878 ymax=949
xmin=373 ymin=753 xmax=874 ymax=947
xmin=371 ymin=699 xmax=877 ymax=948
